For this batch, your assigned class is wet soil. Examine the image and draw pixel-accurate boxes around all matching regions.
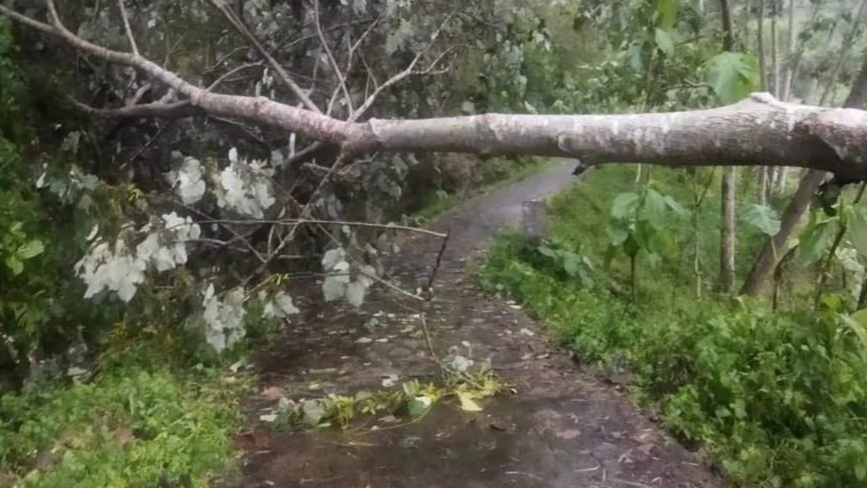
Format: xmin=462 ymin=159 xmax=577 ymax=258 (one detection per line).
xmin=231 ymin=161 xmax=722 ymax=488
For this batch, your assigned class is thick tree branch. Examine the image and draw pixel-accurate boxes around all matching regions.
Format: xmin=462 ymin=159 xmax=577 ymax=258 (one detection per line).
xmin=5 ymin=6 xmax=867 ymax=180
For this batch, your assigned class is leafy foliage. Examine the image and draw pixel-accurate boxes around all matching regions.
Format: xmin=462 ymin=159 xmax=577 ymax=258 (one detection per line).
xmin=705 ymin=52 xmax=760 ymax=104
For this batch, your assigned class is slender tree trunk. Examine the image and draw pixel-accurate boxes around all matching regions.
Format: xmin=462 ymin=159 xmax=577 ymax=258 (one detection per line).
xmin=720 ymin=0 xmax=737 ymax=294
xmin=741 ymin=50 xmax=867 ymax=296
xmin=741 ymin=170 xmax=827 ymax=296
xmin=771 ymin=0 xmax=797 ymax=195
xmin=767 ymin=2 xmax=782 ymax=195
xmin=770 ymin=5 xmax=779 ymax=97
xmin=780 ymin=0 xmax=795 ymax=102
xmin=759 ymin=167 xmax=769 ymax=204
xmin=756 ymin=0 xmax=771 ymax=204
xmin=757 ymin=0 xmax=767 ymax=90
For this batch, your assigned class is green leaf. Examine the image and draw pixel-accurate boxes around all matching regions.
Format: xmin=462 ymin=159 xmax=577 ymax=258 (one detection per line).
xmin=654 ymin=28 xmax=674 ymax=56
xmin=644 ymin=189 xmax=668 ymax=229
xmin=626 ymin=43 xmax=644 ymax=73
xmin=5 ymin=255 xmax=23 ymax=276
xmin=17 ymin=239 xmax=43 ymax=260
xmin=798 ymin=219 xmax=836 ymax=264
xmin=611 ymin=192 xmax=640 ymax=220
xmin=537 ymin=245 xmax=557 ymax=259
xmin=843 ymin=310 xmax=867 ymax=354
xmin=623 ymin=234 xmax=641 ymax=258
xmin=654 ymin=0 xmax=677 ymax=29
xmin=741 ymin=204 xmax=781 ymax=236
xmin=562 ymin=253 xmax=580 ymax=278
xmin=407 ymin=396 xmax=432 ymax=417
xmin=705 ymin=52 xmax=760 ymax=104
xmin=608 ymin=224 xmax=630 ymax=246
xmin=301 ymin=400 xmax=326 ymax=427
xmin=847 ymin=207 xmax=867 ymax=259
xmin=663 ymin=195 xmax=686 ymax=216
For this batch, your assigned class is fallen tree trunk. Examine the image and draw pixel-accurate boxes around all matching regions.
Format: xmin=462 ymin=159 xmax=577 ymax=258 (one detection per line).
xmin=3 ymin=3 xmax=867 ymax=180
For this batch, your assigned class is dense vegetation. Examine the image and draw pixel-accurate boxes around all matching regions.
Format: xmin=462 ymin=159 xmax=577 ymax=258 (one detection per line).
xmin=481 ymin=166 xmax=867 ymax=486
xmin=1 ymin=0 xmax=867 ymax=486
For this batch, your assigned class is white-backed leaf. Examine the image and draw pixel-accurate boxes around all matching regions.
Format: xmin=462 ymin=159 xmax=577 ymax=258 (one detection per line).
xmin=346 ymin=281 xmax=366 ymax=307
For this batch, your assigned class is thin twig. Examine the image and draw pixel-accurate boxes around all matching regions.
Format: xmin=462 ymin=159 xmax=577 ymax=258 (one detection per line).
xmin=207 ymin=62 xmax=263 ymax=92
xmin=420 ymin=312 xmax=442 ymax=369
xmin=426 ymin=229 xmax=451 ymax=292
xmin=325 ymin=15 xmax=381 ymax=116
xmin=207 ymin=0 xmax=320 ymax=113
xmin=189 ymin=218 xmax=447 ymax=238
xmin=314 ymin=0 xmax=354 ymax=115
xmin=351 ymin=16 xmax=454 ymax=121
xmin=116 ymin=0 xmax=138 ymax=55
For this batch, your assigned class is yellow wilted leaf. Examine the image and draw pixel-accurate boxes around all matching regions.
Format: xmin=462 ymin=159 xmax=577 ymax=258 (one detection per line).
xmin=457 ymin=391 xmax=482 ymax=412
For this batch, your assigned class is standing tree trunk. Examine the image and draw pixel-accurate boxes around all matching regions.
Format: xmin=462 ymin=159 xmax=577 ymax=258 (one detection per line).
xmin=780 ymin=0 xmax=795 ymax=102
xmin=720 ymin=0 xmax=737 ymax=294
xmin=772 ymin=0 xmax=797 ymax=195
xmin=741 ymin=50 xmax=867 ymax=296
xmin=756 ymin=0 xmax=771 ymax=205
xmin=768 ymin=2 xmax=782 ymax=193
xmin=770 ymin=3 xmax=779 ymax=97
xmin=757 ymin=0 xmax=767 ymax=91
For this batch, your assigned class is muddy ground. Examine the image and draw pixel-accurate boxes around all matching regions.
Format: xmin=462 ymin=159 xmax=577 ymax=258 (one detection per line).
xmin=230 ymin=161 xmax=721 ymax=488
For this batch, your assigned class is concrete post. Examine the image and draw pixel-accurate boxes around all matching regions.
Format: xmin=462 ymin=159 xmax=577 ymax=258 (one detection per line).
xmin=522 ymin=199 xmax=547 ymax=243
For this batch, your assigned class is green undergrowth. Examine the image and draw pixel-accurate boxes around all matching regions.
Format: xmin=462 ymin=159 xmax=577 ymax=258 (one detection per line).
xmin=480 ymin=166 xmax=867 ymax=487
xmin=0 ymin=339 xmax=256 ymax=488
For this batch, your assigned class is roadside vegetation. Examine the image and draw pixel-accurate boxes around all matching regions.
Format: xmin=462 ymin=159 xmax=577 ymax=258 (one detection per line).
xmin=481 ymin=165 xmax=867 ymax=486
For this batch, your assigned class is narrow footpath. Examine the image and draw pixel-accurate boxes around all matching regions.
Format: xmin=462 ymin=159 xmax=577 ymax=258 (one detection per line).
xmin=233 ymin=160 xmax=721 ymax=488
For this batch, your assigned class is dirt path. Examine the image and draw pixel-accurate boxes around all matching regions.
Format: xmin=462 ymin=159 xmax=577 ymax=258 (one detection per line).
xmin=233 ymin=161 xmax=721 ymax=488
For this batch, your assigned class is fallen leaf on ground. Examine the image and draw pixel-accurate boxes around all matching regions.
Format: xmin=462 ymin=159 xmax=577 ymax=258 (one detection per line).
xmin=261 ymin=386 xmax=285 ymax=399
xmin=457 ymin=391 xmax=483 ymax=412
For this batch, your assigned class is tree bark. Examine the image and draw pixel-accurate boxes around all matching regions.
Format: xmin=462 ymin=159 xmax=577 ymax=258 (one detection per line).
xmin=719 ymin=0 xmax=737 ymax=294
xmin=741 ymin=50 xmax=867 ymax=296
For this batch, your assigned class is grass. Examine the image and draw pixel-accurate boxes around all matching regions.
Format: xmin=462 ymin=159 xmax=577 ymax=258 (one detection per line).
xmin=0 ymin=340 xmax=252 ymax=488
xmin=479 ymin=165 xmax=867 ymax=487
